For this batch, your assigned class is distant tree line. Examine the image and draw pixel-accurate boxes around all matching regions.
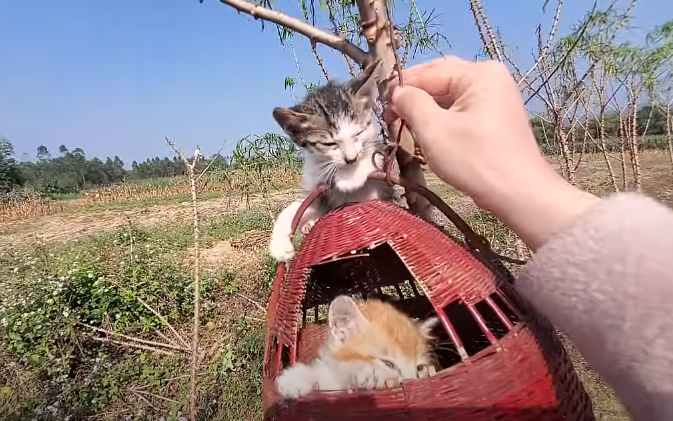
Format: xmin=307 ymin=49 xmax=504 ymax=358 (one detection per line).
xmin=0 ymin=103 xmax=668 ymax=196
xmin=0 ymin=139 xmax=228 ymax=195
xmin=0 ymin=133 xmax=301 ymax=196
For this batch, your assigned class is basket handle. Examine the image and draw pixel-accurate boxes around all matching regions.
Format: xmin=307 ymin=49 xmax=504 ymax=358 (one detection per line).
xmin=288 ymin=171 xmax=526 ymax=266
xmin=289 ymin=184 xmax=330 ymax=244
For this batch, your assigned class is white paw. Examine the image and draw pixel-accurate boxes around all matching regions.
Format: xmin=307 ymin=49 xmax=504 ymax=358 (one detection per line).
xmin=300 ymin=220 xmax=316 ymax=235
xmin=352 ymin=367 xmax=399 ymax=390
xmin=277 ymin=365 xmax=316 ymax=399
xmin=269 ymin=234 xmax=296 ymax=262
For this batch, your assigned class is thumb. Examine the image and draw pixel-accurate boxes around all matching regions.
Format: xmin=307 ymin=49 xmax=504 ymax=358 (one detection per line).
xmin=390 ymin=85 xmax=443 ymax=130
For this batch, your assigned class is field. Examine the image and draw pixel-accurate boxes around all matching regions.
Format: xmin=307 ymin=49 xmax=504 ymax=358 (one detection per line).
xmin=1 ymin=151 xmax=671 ymax=421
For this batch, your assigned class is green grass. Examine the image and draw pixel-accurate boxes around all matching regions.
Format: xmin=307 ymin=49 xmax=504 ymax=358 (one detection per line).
xmin=0 ymin=206 xmax=276 ymax=421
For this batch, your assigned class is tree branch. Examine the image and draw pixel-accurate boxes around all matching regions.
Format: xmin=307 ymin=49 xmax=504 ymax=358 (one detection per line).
xmin=469 ymin=0 xmax=503 ymax=61
xmin=219 ymin=0 xmax=369 ymax=66
xmin=519 ymin=0 xmax=564 ymax=87
xmin=355 ymin=0 xmax=434 ymax=222
xmin=166 ymin=138 xmax=202 ymax=421
xmin=325 ymin=0 xmax=357 ymax=77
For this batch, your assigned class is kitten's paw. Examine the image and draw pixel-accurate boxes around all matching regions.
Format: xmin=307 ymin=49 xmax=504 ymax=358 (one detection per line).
xmin=269 ymin=235 xmax=295 ymax=262
xmin=352 ymin=367 xmax=380 ymax=390
xmin=300 ymin=220 xmax=316 ymax=235
xmin=277 ymin=365 xmax=316 ymax=399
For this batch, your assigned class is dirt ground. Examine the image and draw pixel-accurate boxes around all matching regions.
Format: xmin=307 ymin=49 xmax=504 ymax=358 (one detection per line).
xmin=0 ymin=188 xmax=302 ymax=247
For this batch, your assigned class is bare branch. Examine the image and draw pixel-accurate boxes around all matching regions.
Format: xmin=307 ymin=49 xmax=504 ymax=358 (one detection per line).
xmin=136 ymin=296 xmax=190 ymax=349
xmin=195 ymin=139 xmax=228 ymax=183
xmin=519 ymin=0 xmax=564 ymax=86
xmin=219 ymin=0 xmax=369 ymax=66
xmin=523 ymin=1 xmax=597 ymax=106
xmin=90 ymin=336 xmax=176 ymax=356
xmin=325 ymin=0 xmax=357 ymax=77
xmin=237 ymin=293 xmax=266 ymax=313
xmin=469 ymin=0 xmax=503 ymax=61
xmin=78 ymin=322 xmax=190 ymax=352
xmin=129 ymin=388 xmax=180 ymax=404
xmin=166 ymin=137 xmax=203 ymax=421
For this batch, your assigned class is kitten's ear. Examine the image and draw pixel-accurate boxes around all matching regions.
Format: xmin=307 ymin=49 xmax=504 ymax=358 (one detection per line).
xmin=418 ymin=317 xmax=439 ymax=339
xmin=348 ymin=60 xmax=380 ymax=106
xmin=272 ymin=107 xmax=311 ymax=142
xmin=328 ymin=295 xmax=369 ymax=345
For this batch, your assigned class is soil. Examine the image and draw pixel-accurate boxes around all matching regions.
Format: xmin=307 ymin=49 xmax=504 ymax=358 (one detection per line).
xmin=0 ymin=189 xmax=300 ymax=247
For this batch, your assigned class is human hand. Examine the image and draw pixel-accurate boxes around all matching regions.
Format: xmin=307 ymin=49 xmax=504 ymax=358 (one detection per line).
xmin=385 ymin=57 xmax=598 ymax=250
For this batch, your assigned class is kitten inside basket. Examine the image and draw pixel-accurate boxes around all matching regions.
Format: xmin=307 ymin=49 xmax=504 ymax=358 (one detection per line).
xmin=276 ymin=295 xmax=439 ymax=399
xmin=268 ymin=60 xmax=396 ymax=262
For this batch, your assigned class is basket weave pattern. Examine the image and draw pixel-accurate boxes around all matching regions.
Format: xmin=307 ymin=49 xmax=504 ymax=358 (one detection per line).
xmin=263 ymin=199 xmax=594 ymax=420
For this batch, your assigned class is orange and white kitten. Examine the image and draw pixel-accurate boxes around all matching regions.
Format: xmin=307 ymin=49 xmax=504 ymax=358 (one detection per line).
xmin=276 ymin=295 xmax=438 ymax=399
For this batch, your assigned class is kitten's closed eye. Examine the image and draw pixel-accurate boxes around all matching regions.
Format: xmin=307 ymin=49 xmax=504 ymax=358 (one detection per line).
xmin=380 ymin=359 xmax=398 ymax=370
xmin=321 ymin=142 xmax=337 ymax=147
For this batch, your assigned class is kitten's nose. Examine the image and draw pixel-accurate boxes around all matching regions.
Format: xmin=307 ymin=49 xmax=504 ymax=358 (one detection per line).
xmin=344 ymin=156 xmax=357 ymax=165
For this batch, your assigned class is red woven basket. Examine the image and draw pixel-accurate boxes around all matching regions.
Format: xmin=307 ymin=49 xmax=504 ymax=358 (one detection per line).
xmin=262 ymin=172 xmax=594 ymax=421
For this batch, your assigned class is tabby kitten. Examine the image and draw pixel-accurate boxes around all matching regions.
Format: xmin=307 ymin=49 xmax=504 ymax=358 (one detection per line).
xmin=268 ymin=62 xmax=394 ymax=262
xmin=276 ymin=295 xmax=438 ymax=399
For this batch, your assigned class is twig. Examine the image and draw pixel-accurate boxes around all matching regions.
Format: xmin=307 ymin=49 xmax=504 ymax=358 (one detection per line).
xmin=198 ymin=335 xmax=229 ymax=366
xmin=468 ymin=0 xmax=493 ymax=59
xmin=237 ymin=293 xmax=266 ymax=313
xmin=289 ymin=37 xmax=309 ymax=90
xmin=137 ymin=296 xmax=190 ymax=349
xmin=155 ymin=330 xmax=180 ymax=348
xmin=469 ymin=0 xmax=503 ymax=61
xmin=130 ymin=390 xmax=160 ymax=411
xmin=519 ymin=0 xmax=564 ymax=86
xmin=218 ymin=0 xmax=369 ymax=66
xmin=523 ymin=0 xmax=597 ymax=106
xmin=311 ymin=41 xmax=330 ymax=81
xmin=78 ymin=322 xmax=190 ymax=352
xmin=90 ymin=336 xmax=175 ymax=356
xmin=195 ymin=139 xmax=229 ymax=183
xmin=125 ymin=215 xmax=134 ymax=263
xmin=297 ymin=0 xmax=330 ymax=81
xmin=166 ymin=137 xmax=202 ymax=421
xmin=130 ymin=388 xmax=180 ymax=404
xmin=325 ymin=0 xmax=356 ymax=77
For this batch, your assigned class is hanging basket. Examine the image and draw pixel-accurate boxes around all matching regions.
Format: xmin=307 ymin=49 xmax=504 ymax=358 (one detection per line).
xmin=262 ymin=171 xmax=594 ymax=421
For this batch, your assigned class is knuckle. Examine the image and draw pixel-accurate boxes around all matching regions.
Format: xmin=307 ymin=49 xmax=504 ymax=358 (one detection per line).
xmin=479 ymin=60 xmax=510 ymax=76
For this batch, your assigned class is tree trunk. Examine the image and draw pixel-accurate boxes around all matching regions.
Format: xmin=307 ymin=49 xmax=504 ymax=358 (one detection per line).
xmin=619 ymin=114 xmax=629 ymax=191
xmin=629 ymin=97 xmax=642 ymax=192
xmin=355 ymin=0 xmax=434 ymax=222
xmin=667 ymin=106 xmax=673 ymax=175
xmin=556 ymin=122 xmax=575 ymax=184
xmin=598 ymin=109 xmax=619 ymax=192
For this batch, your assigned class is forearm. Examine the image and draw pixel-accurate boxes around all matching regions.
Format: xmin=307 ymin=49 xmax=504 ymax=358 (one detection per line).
xmin=484 ymin=163 xmax=600 ymax=251
xmin=515 ymin=193 xmax=673 ymax=421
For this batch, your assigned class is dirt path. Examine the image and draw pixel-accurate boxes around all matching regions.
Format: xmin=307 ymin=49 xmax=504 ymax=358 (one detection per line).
xmin=0 ymin=189 xmax=302 ymax=246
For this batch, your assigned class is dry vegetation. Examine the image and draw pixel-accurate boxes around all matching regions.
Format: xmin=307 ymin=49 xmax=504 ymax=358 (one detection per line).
xmin=0 ymin=167 xmax=299 ymax=224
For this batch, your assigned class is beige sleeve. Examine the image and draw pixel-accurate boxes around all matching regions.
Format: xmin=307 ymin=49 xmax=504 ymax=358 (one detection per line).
xmin=516 ymin=193 xmax=673 ymax=421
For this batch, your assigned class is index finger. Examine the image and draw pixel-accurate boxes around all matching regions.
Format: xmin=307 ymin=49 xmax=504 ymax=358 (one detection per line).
xmin=388 ymin=56 xmax=472 ymax=107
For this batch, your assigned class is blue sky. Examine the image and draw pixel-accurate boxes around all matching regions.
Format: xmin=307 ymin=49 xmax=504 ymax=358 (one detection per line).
xmin=1 ymin=0 xmax=670 ymax=166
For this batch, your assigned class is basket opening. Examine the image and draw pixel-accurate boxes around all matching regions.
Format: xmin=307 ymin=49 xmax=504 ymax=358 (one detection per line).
xmin=475 ymin=300 xmax=509 ymax=339
xmin=489 ymin=292 xmax=520 ymax=325
xmin=283 ymin=242 xmax=523 ymax=376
